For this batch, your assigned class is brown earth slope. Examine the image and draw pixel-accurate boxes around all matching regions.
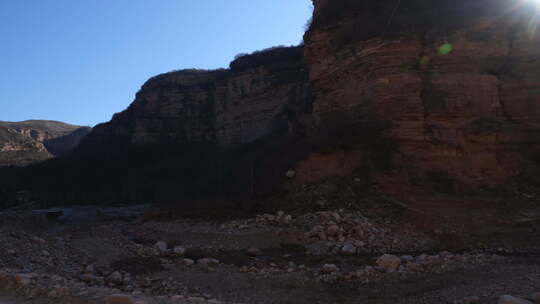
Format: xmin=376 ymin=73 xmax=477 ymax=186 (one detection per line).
xmin=0 ymin=120 xmax=91 ymax=166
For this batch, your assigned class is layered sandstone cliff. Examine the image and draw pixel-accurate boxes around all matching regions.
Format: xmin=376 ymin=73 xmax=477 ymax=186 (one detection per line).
xmin=80 ymin=47 xmax=309 ymax=151
xmin=304 ymin=0 xmax=540 ymax=191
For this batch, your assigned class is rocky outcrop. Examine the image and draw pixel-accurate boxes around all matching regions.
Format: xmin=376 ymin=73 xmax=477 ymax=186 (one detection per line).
xmin=0 ymin=120 xmax=91 ymax=166
xmin=0 ymin=120 xmax=87 ymax=143
xmin=80 ymin=46 xmax=309 ymax=150
xmin=0 ymin=127 xmax=50 ymax=167
xmin=0 ymin=127 xmax=47 ymax=153
xmin=304 ymin=0 xmax=540 ymax=191
xmin=215 ymin=47 xmax=309 ymax=146
xmin=82 ymin=70 xmax=224 ymax=148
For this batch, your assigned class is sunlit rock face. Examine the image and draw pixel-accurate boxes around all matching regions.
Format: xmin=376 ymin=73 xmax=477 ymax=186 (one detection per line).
xmin=305 ymin=0 xmax=540 ymax=191
xmin=0 ymin=126 xmax=50 ymax=166
xmin=0 ymin=121 xmax=91 ymax=166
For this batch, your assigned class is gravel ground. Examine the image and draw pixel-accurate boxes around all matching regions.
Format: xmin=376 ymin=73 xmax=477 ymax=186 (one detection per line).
xmin=0 ymin=201 xmax=538 ymax=304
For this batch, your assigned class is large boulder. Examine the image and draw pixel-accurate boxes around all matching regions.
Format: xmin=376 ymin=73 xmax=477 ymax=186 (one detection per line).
xmin=376 ymin=254 xmax=401 ymax=272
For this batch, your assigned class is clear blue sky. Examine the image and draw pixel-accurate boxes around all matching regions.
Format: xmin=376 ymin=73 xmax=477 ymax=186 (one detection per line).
xmin=0 ymin=1 xmax=312 ymax=127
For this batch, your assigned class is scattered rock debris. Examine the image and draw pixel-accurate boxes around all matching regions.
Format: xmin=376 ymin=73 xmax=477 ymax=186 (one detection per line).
xmin=0 ymin=206 xmax=537 ymax=304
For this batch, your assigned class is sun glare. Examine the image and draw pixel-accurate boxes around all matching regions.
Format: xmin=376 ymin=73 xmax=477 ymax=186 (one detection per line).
xmin=525 ymin=0 xmax=540 ymax=5
xmin=522 ymin=0 xmax=540 ymax=38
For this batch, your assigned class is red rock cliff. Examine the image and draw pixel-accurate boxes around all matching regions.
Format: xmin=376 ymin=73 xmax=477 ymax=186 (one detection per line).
xmin=304 ymin=0 xmax=540 ymax=191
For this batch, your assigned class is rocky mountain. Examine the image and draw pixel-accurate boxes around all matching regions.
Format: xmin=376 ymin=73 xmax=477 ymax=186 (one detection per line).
xmin=0 ymin=127 xmax=50 ymax=167
xmin=3 ymin=0 xmax=540 ymax=209
xmin=0 ymin=120 xmax=91 ymax=166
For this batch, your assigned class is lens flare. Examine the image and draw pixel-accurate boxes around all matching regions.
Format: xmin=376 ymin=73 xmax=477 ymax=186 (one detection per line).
xmin=438 ymin=44 xmax=454 ymax=56
xmin=525 ymin=0 xmax=540 ymax=38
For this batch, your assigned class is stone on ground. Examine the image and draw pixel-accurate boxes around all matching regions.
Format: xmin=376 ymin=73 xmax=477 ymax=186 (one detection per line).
xmin=247 ymin=248 xmax=262 ymax=257
xmin=322 ymin=264 xmax=339 ymax=273
xmin=104 ymin=294 xmax=135 ymax=304
xmin=499 ymin=295 xmax=533 ymax=304
xmin=197 ymin=258 xmax=219 ymax=266
xmin=376 ymin=254 xmax=402 ymax=272
xmin=341 ymin=242 xmax=356 ymax=255
xmin=106 ymin=271 xmax=123 ymax=284
xmin=154 ymin=241 xmax=168 ymax=252
xmin=173 ymin=246 xmax=186 ymax=255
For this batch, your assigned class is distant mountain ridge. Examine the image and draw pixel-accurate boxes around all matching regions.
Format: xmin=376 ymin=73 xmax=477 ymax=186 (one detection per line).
xmin=0 ymin=120 xmax=91 ymax=166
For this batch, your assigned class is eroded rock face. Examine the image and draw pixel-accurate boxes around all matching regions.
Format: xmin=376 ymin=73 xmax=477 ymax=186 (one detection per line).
xmin=0 ymin=121 xmax=92 ymax=166
xmin=215 ymin=47 xmax=309 ymax=146
xmin=304 ymin=0 xmax=540 ymax=190
xmin=80 ymin=47 xmax=310 ymax=150
xmin=0 ymin=127 xmax=50 ymax=166
xmin=84 ymin=70 xmax=224 ymax=148
xmin=0 ymin=127 xmax=47 ymax=153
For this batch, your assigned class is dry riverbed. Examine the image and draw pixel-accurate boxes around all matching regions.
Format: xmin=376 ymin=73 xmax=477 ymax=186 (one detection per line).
xmin=0 ymin=200 xmax=539 ymax=304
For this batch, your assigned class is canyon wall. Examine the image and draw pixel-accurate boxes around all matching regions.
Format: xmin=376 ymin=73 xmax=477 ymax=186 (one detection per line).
xmin=5 ymin=0 xmax=540 ymax=208
xmin=304 ymin=0 xmax=540 ymax=191
xmin=80 ymin=46 xmax=309 ymax=151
